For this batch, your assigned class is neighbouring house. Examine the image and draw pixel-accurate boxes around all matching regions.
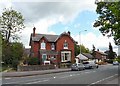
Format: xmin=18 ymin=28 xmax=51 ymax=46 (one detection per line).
xmin=94 ymin=50 xmax=107 ymax=61
xmin=29 ymin=27 xmax=76 ymax=67
xmin=82 ymin=53 xmax=95 ymax=60
xmin=76 ymin=54 xmax=88 ymax=62
xmin=76 ymin=53 xmax=95 ymax=63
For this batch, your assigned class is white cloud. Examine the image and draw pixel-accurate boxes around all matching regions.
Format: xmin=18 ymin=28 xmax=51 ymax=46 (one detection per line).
xmin=72 ymin=32 xmax=118 ymax=54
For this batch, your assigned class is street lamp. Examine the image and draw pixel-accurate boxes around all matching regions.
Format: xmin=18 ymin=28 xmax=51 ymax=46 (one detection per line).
xmin=79 ymin=30 xmax=87 ymax=55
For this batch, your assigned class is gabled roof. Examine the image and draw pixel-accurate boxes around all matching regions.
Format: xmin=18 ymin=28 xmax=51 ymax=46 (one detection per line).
xmin=76 ymin=54 xmax=88 ymax=60
xmin=82 ymin=53 xmax=95 ymax=59
xmin=95 ymin=51 xmax=107 ymax=56
xmin=29 ymin=32 xmax=76 ymax=46
xmin=32 ymin=34 xmax=59 ymax=42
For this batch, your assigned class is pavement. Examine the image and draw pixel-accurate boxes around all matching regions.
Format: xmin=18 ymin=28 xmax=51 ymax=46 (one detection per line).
xmin=2 ymin=68 xmax=71 ymax=77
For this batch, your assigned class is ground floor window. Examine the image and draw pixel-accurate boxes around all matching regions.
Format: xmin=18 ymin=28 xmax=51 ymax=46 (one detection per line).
xmin=61 ymin=51 xmax=71 ymax=62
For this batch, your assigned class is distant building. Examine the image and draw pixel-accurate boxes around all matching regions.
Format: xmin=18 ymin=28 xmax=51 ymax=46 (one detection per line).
xmin=23 ymin=48 xmax=30 ymax=57
xmin=94 ymin=51 xmax=107 ymax=61
xmin=29 ymin=27 xmax=76 ymax=67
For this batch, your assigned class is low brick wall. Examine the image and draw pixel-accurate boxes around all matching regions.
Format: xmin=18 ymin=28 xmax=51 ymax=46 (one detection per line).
xmin=17 ymin=65 xmax=55 ymax=71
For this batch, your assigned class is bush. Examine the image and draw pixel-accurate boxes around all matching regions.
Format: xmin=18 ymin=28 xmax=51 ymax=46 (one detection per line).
xmin=12 ymin=59 xmax=19 ymax=69
xmin=28 ymin=57 xmax=40 ymax=65
xmin=105 ymin=59 xmax=113 ymax=63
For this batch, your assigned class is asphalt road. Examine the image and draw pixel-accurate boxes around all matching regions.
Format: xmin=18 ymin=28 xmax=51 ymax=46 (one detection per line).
xmin=2 ymin=64 xmax=119 ymax=85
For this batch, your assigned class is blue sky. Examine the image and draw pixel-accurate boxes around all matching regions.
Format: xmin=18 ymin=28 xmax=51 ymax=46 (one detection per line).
xmin=48 ymin=10 xmax=99 ymax=36
xmin=0 ymin=0 xmax=118 ymax=54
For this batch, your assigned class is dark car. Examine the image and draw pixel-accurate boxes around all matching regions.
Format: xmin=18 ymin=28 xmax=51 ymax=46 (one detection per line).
xmin=83 ymin=61 xmax=98 ymax=69
xmin=71 ymin=63 xmax=85 ymax=71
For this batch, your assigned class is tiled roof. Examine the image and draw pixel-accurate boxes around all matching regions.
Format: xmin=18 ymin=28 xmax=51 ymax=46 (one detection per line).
xmin=82 ymin=53 xmax=94 ymax=59
xmin=32 ymin=34 xmax=59 ymax=42
xmin=95 ymin=51 xmax=107 ymax=56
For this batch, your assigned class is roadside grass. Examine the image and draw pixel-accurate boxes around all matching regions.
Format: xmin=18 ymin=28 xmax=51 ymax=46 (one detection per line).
xmin=1 ymin=66 xmax=16 ymax=72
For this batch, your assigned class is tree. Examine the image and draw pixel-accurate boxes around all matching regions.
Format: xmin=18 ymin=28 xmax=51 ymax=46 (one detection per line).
xmin=2 ymin=42 xmax=24 ymax=69
xmin=0 ymin=8 xmax=25 ymax=43
xmin=75 ymin=44 xmax=90 ymax=56
xmin=94 ymin=1 xmax=120 ymax=45
xmin=91 ymin=45 xmax=96 ymax=58
xmin=108 ymin=42 xmax=116 ymax=59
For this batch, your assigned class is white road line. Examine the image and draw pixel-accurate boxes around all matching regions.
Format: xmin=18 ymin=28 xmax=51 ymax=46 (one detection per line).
xmin=4 ymin=78 xmax=11 ymax=80
xmin=84 ymin=71 xmax=96 ymax=74
xmin=60 ymin=76 xmax=70 ymax=79
xmin=26 ymin=79 xmax=49 ymax=84
xmin=88 ymin=74 xmax=118 ymax=86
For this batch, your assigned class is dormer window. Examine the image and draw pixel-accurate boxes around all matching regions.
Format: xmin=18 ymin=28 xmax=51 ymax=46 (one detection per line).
xmin=41 ymin=40 xmax=46 ymax=49
xmin=63 ymin=40 xmax=68 ymax=49
xmin=51 ymin=43 xmax=55 ymax=50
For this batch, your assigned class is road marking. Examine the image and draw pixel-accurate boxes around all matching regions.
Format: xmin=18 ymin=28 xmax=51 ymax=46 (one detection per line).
xmin=88 ymin=74 xmax=118 ymax=86
xmin=26 ymin=79 xmax=49 ymax=84
xmin=4 ymin=78 xmax=11 ymax=80
xmin=84 ymin=71 xmax=96 ymax=74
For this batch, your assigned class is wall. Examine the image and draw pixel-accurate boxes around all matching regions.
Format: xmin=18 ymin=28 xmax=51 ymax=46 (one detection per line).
xmin=17 ymin=65 xmax=55 ymax=71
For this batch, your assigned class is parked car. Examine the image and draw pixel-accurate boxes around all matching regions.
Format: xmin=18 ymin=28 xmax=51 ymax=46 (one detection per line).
xmin=83 ymin=61 xmax=98 ymax=69
xmin=71 ymin=63 xmax=85 ymax=71
xmin=113 ymin=61 xmax=119 ymax=65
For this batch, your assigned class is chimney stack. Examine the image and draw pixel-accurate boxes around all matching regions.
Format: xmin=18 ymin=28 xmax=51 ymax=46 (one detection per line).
xmin=33 ymin=27 xmax=36 ymax=37
xmin=68 ymin=31 xmax=70 ymax=35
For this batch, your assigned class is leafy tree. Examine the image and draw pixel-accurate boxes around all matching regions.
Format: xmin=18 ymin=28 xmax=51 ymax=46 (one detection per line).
xmin=28 ymin=57 xmax=40 ymax=65
xmin=0 ymin=8 xmax=25 ymax=43
xmin=75 ymin=44 xmax=90 ymax=56
xmin=91 ymin=45 xmax=96 ymax=58
xmin=11 ymin=42 xmax=24 ymax=61
xmin=108 ymin=42 xmax=116 ymax=59
xmin=94 ymin=1 xmax=120 ymax=45
xmin=2 ymin=40 xmax=12 ymax=65
xmin=81 ymin=44 xmax=90 ymax=53
xmin=2 ymin=42 xmax=24 ymax=69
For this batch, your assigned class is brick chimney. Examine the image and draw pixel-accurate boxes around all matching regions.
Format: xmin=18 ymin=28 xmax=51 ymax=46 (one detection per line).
xmin=33 ymin=27 xmax=36 ymax=37
xmin=68 ymin=31 xmax=70 ymax=35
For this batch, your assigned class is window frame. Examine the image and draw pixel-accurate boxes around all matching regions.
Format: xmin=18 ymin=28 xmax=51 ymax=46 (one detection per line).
xmin=41 ymin=40 xmax=46 ymax=49
xmin=63 ymin=42 xmax=68 ymax=49
xmin=51 ymin=43 xmax=55 ymax=50
xmin=61 ymin=51 xmax=71 ymax=62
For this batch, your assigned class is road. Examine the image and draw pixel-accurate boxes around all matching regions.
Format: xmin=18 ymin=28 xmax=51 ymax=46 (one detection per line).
xmin=2 ymin=64 xmax=119 ymax=85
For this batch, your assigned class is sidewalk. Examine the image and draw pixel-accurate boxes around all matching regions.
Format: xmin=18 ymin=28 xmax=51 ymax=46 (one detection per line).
xmin=2 ymin=68 xmax=71 ymax=77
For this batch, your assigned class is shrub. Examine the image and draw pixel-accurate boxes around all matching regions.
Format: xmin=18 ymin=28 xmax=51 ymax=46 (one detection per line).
xmin=28 ymin=57 xmax=40 ymax=65
xmin=12 ymin=59 xmax=19 ymax=69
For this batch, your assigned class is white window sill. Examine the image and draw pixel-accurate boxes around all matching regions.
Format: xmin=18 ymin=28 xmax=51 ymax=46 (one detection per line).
xmin=63 ymin=47 xmax=68 ymax=49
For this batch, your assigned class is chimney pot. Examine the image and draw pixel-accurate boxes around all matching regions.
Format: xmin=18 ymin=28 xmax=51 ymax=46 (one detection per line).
xmin=68 ymin=31 xmax=70 ymax=35
xmin=33 ymin=27 xmax=36 ymax=37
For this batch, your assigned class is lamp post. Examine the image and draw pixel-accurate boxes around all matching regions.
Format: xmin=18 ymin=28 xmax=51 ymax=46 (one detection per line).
xmin=79 ymin=30 xmax=87 ymax=55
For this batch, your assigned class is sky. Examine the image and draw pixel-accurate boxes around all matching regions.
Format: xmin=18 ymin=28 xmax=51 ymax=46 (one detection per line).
xmin=0 ymin=0 xmax=119 ymax=55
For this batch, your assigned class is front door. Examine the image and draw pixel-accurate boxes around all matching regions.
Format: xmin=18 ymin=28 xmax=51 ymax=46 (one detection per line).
xmin=42 ymin=54 xmax=47 ymax=62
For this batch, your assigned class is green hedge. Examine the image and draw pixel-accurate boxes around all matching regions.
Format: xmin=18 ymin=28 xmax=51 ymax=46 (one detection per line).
xmin=28 ymin=57 xmax=40 ymax=65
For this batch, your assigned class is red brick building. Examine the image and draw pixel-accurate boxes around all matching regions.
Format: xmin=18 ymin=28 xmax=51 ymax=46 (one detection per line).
xmin=94 ymin=51 xmax=107 ymax=61
xmin=29 ymin=27 xmax=76 ymax=66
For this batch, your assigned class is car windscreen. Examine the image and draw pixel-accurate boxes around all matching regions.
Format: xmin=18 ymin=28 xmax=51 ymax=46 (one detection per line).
xmin=72 ymin=64 xmax=77 ymax=66
xmin=83 ymin=62 xmax=89 ymax=64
